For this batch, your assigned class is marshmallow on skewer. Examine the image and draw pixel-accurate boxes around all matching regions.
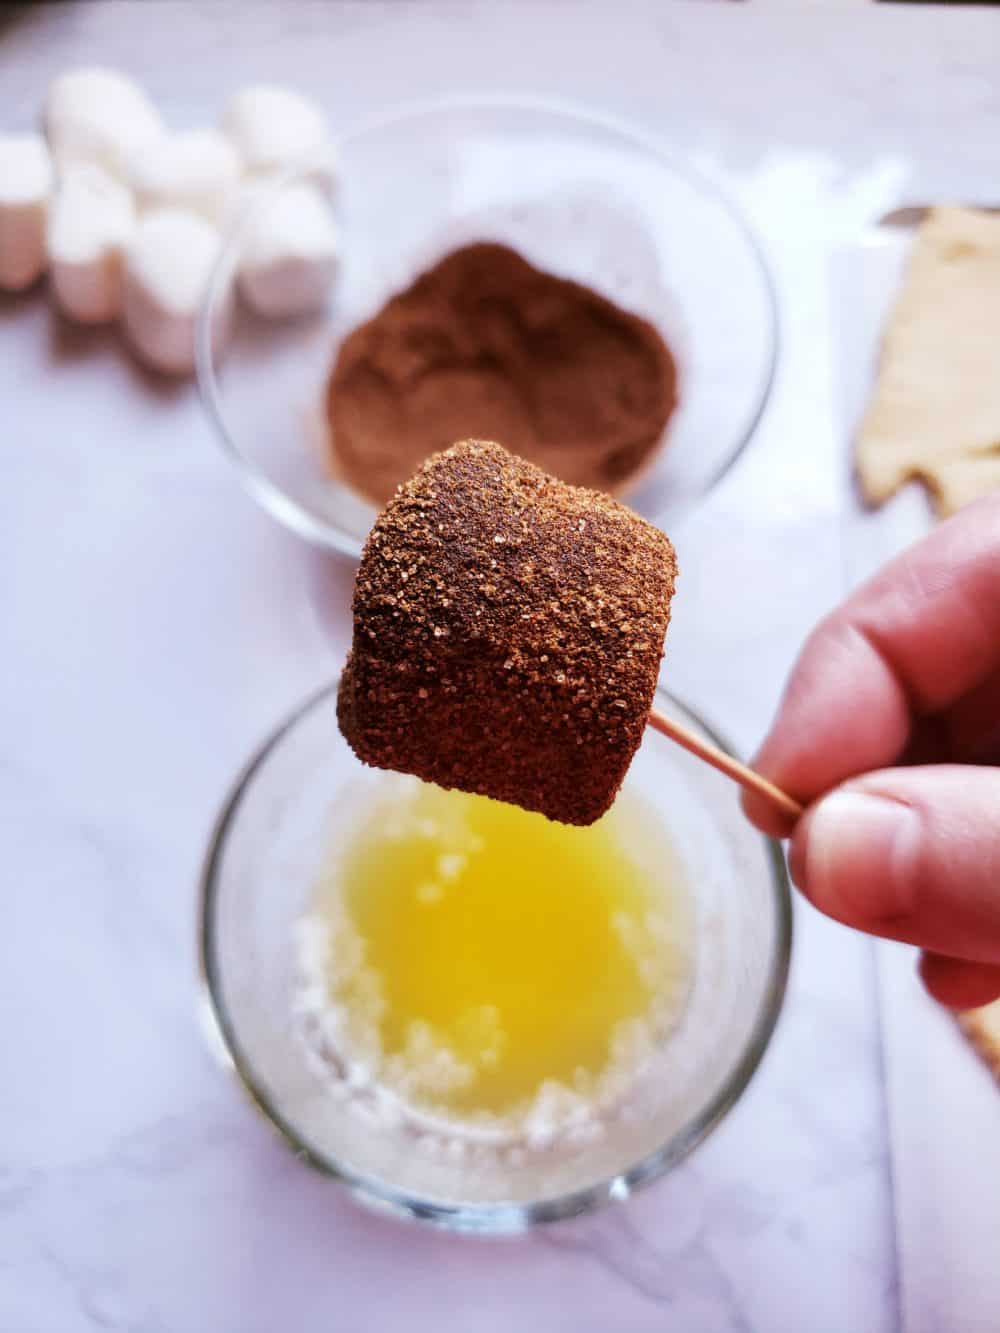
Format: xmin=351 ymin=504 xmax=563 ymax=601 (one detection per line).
xmin=341 ymin=441 xmax=802 ymax=825
xmin=45 ymin=67 xmax=163 ymax=181
xmin=122 ymin=209 xmax=229 ymax=375
xmin=47 ymin=164 xmax=134 ymax=323
xmin=0 ymin=133 xmax=54 ymax=291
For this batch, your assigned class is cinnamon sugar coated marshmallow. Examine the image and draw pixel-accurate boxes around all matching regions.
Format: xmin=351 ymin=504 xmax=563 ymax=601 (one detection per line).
xmin=338 ymin=441 xmax=678 ymax=825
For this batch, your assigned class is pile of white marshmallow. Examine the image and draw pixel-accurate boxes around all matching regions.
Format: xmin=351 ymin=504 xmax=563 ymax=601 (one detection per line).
xmin=0 ymin=68 xmax=340 ymax=373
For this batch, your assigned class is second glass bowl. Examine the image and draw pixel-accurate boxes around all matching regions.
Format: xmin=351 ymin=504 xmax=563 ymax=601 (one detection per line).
xmin=199 ymin=682 xmax=791 ymax=1232
xmin=198 ymin=96 xmax=778 ymax=558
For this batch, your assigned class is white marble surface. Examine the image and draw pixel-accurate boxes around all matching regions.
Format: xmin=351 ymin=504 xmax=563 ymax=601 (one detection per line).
xmin=2 ymin=3 xmax=998 ymax=1329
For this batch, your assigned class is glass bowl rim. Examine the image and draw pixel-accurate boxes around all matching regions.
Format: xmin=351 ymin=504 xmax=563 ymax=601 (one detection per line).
xmin=197 ymin=679 xmax=792 ymax=1233
xmin=196 ymin=92 xmax=780 ymax=561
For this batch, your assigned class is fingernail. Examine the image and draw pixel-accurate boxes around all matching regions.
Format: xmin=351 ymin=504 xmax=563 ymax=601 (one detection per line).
xmin=797 ymin=790 xmax=920 ymax=927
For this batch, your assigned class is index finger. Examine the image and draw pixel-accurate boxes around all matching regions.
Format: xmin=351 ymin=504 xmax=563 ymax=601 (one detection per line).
xmin=743 ymin=493 xmax=1000 ymax=836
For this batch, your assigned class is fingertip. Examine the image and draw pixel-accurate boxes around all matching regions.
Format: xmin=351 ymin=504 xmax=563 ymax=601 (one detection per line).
xmin=787 ymin=787 xmax=921 ymax=930
xmin=918 ymin=952 xmax=1000 ymax=1010
xmin=740 ymin=783 xmax=797 ymax=840
xmin=741 ymin=740 xmax=802 ymax=838
xmin=786 ymin=810 xmax=810 ymax=889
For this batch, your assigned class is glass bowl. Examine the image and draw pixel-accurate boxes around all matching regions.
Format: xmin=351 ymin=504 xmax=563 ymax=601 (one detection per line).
xmin=197 ymin=97 xmax=778 ymax=559
xmin=198 ymin=681 xmax=791 ymax=1233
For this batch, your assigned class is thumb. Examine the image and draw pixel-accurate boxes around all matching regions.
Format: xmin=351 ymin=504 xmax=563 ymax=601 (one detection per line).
xmin=789 ymin=765 xmax=1000 ymax=964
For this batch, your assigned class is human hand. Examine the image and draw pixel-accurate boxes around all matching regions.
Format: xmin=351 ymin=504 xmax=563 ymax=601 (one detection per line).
xmin=742 ymin=493 xmax=1000 ymax=1008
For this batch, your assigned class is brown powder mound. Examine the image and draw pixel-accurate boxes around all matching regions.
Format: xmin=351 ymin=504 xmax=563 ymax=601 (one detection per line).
xmin=338 ymin=440 xmax=678 ymax=826
xmin=326 ymin=242 xmax=678 ymax=506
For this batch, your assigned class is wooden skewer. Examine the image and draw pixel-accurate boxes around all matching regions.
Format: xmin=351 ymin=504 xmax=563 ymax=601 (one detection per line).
xmin=647 ymin=707 xmax=803 ymax=822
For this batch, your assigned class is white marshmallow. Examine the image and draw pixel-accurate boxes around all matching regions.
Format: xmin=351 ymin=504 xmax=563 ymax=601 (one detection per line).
xmin=237 ymin=182 xmax=338 ymax=318
xmin=47 ymin=164 xmax=134 ymax=323
xmin=222 ymin=84 xmax=335 ymax=191
xmin=0 ymin=133 xmax=53 ymax=291
xmin=45 ymin=67 xmax=163 ymax=181
xmin=128 ymin=128 xmax=242 ymax=223
xmin=122 ymin=209 xmax=229 ymax=375
xmin=220 ymin=176 xmax=269 ymax=233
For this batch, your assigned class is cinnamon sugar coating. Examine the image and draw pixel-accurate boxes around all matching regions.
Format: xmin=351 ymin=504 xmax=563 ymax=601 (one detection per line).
xmin=338 ymin=440 xmax=678 ymax=825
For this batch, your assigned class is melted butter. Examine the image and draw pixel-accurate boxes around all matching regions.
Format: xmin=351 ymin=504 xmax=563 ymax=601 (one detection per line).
xmin=309 ymin=782 xmax=692 ymax=1119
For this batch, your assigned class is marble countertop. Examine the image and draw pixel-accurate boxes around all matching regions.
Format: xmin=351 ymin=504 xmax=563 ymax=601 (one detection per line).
xmin=2 ymin=3 xmax=999 ymax=1330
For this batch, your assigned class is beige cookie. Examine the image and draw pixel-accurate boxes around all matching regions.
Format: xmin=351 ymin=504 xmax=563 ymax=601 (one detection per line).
xmin=958 ymin=998 xmax=1000 ymax=1082
xmin=857 ymin=206 xmax=1000 ymax=518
